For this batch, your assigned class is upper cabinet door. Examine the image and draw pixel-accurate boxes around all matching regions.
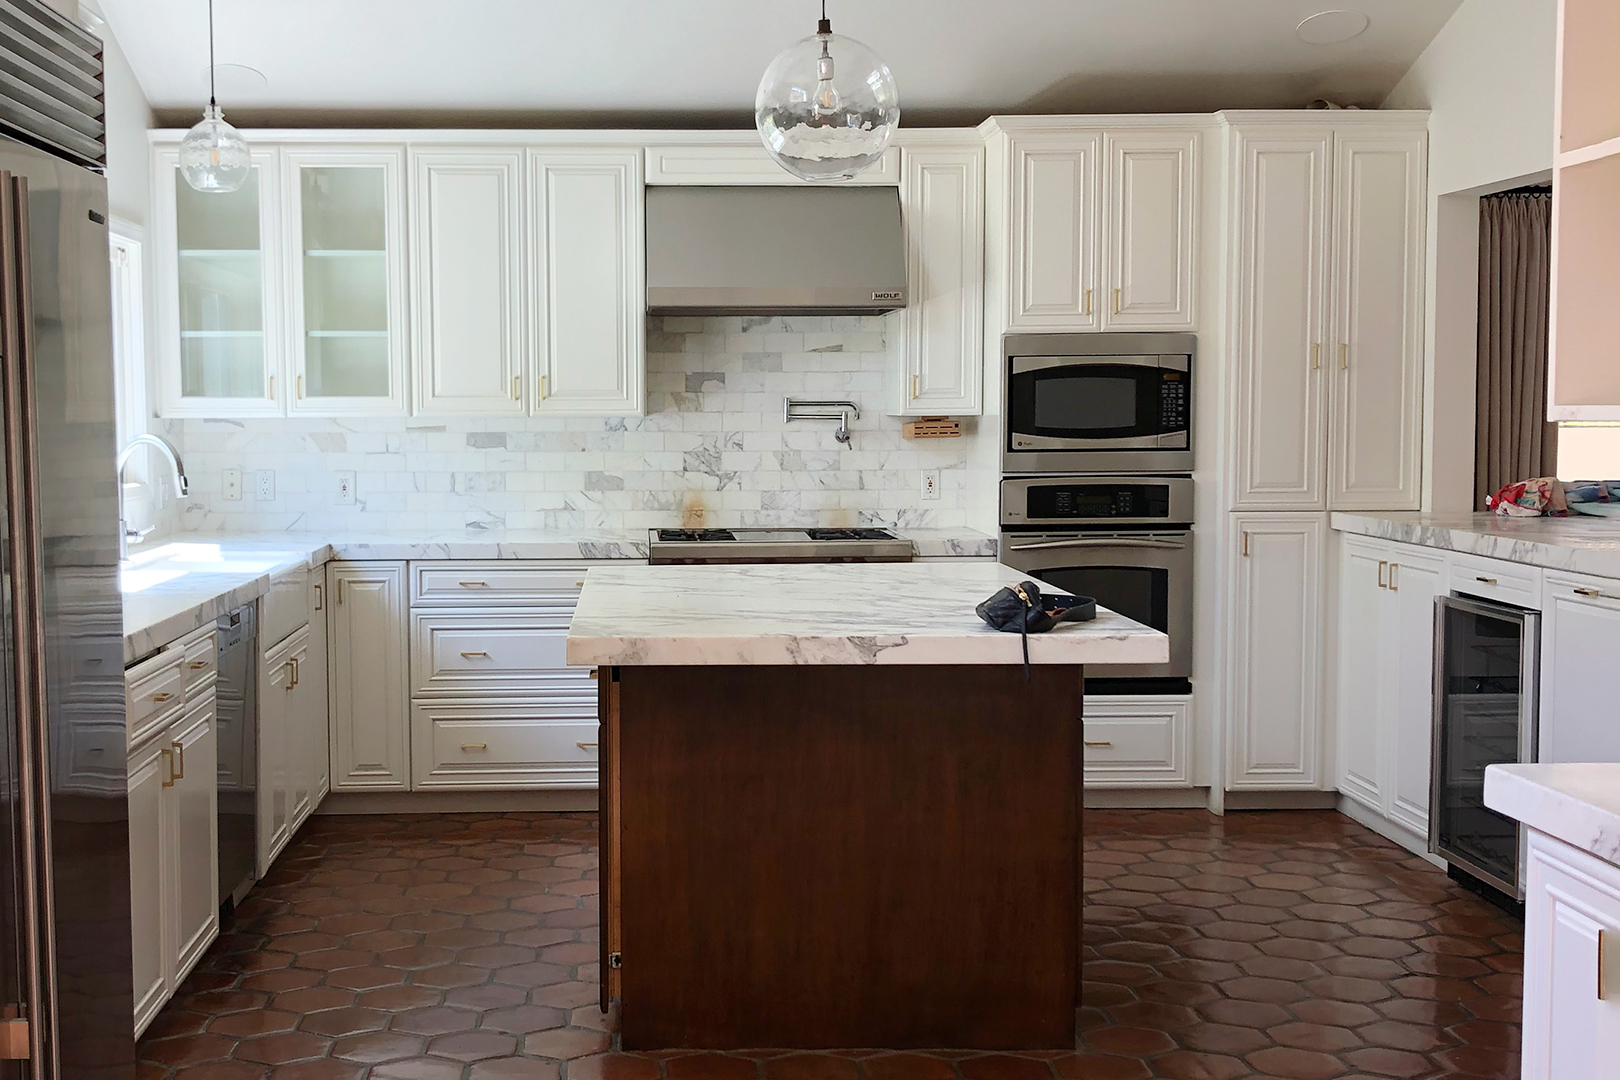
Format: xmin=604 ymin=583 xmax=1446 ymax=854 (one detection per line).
xmin=409 ymin=149 xmax=526 ymax=416
xmin=285 ymin=147 xmax=409 ymax=416
xmin=1329 ymin=130 xmax=1426 ymax=510
xmin=1006 ymin=133 xmax=1101 ymax=330
xmin=528 ymin=150 xmax=645 ymax=415
xmin=1228 ymin=129 xmax=1332 ymax=510
xmin=895 ymin=144 xmax=985 ymax=416
xmin=153 ymin=144 xmax=285 ymax=417
xmin=1102 ymin=131 xmax=1198 ymax=330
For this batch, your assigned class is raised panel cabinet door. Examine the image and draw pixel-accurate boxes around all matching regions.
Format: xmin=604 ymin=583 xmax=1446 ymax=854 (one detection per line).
xmin=1521 ymin=833 xmax=1620 ymax=1080
xmin=284 ymin=147 xmax=409 ymax=416
xmin=285 ymin=630 xmax=314 ymax=829
xmin=896 ymin=144 xmax=984 ymax=415
xmin=258 ymin=640 xmax=292 ymax=876
xmin=529 ymin=150 xmax=645 ymax=415
xmin=151 ymin=142 xmax=286 ymax=417
xmin=1006 ymin=134 xmax=1101 ymax=329
xmin=1102 ymin=130 xmax=1198 ymax=330
xmin=170 ymin=694 xmax=219 ymax=980
xmin=1227 ymin=513 xmax=1326 ymax=789
xmin=307 ymin=572 xmax=331 ymax=803
xmin=328 ymin=562 xmax=410 ymax=791
xmin=1228 ymin=128 xmax=1332 ymax=510
xmin=128 ymin=733 xmax=170 ymax=1036
xmin=1385 ymin=548 xmax=1445 ymax=836
xmin=410 ymin=149 xmax=526 ymax=415
xmin=1541 ymin=574 xmax=1620 ymax=763
xmin=1329 ymin=130 xmax=1427 ymax=510
xmin=1335 ymin=536 xmax=1388 ymax=812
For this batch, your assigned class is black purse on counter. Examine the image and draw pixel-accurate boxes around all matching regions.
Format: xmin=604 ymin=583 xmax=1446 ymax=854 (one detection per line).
xmin=976 ymin=581 xmax=1097 ymax=680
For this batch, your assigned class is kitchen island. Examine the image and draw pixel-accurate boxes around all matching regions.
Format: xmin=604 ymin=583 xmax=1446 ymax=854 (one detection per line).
xmin=565 ymin=562 xmax=1168 ymax=1050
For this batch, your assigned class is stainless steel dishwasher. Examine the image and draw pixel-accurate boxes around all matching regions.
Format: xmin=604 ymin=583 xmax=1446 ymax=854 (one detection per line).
xmin=215 ymin=605 xmax=258 ymax=909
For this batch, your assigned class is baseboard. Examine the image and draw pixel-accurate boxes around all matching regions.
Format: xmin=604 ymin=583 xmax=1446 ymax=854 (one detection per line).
xmin=1222 ymin=789 xmax=1340 ymax=810
xmin=316 ymin=789 xmax=599 ymax=815
xmin=1084 ymin=787 xmax=1210 ymax=809
xmin=1335 ymin=794 xmax=1445 ymax=867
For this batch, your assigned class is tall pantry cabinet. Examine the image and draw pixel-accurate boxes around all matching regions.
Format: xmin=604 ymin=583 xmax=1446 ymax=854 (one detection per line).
xmin=1219 ymin=113 xmax=1428 ymax=792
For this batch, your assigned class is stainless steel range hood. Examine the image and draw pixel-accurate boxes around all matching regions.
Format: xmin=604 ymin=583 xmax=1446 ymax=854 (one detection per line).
xmin=645 ymin=186 xmax=908 ymax=315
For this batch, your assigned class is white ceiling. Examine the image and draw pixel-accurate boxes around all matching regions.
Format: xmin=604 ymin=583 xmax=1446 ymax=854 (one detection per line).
xmin=99 ymin=0 xmax=1463 ymax=127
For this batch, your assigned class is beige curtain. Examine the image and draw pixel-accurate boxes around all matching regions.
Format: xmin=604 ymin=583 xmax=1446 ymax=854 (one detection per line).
xmin=1476 ymin=190 xmax=1556 ymax=510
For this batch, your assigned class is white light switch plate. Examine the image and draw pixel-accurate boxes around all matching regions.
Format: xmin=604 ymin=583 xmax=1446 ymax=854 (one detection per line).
xmin=255 ymin=469 xmax=275 ymax=501
xmin=222 ymin=468 xmax=242 ymax=502
xmin=335 ymin=471 xmax=356 ymax=506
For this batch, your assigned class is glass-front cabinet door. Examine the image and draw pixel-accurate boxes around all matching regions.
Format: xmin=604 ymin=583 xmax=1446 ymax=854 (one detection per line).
xmin=285 ymin=148 xmax=407 ymax=415
xmin=154 ymin=144 xmax=284 ymax=416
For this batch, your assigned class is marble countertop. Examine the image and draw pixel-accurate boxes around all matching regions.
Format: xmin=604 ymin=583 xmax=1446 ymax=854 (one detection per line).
xmin=1485 ymin=763 xmax=1620 ymax=865
xmin=565 ymin=562 xmax=1169 ymax=667
xmin=1332 ymin=511 xmax=1620 ymax=580
xmin=123 ymin=528 xmax=999 ymax=664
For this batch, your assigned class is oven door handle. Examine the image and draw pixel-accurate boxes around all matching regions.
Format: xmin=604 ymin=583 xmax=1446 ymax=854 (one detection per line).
xmin=1007 ymin=538 xmax=1188 ymax=552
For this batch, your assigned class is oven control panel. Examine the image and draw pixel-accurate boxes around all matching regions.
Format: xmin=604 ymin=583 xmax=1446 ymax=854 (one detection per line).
xmin=1000 ymin=477 xmax=1194 ymax=526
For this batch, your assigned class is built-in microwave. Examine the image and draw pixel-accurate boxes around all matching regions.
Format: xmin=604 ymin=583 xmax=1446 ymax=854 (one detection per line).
xmin=1003 ymin=332 xmax=1195 ymax=474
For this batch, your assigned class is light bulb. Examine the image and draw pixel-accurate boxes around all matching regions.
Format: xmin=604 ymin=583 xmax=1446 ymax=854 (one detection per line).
xmin=812 ymin=35 xmax=840 ymax=118
xmin=179 ymin=103 xmax=250 ymax=193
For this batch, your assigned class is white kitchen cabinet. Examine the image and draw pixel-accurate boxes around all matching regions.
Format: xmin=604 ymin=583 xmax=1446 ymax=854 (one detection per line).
xmin=1227 ymin=129 xmax=1332 ymax=509
xmin=127 ymin=729 xmax=168 ymax=1036
xmin=1335 ymin=535 xmax=1445 ymax=840
xmin=409 ymin=149 xmax=527 ymax=416
xmin=1102 ymin=131 xmax=1197 ymax=330
xmin=170 ymin=695 xmax=219 ymax=978
xmin=1541 ymin=571 xmax=1620 ymax=764
xmin=1328 ymin=131 xmax=1426 ymax=510
xmin=258 ymin=631 xmax=296 ymax=875
xmin=1521 ymin=829 xmax=1620 ymax=1079
xmin=1081 ymin=695 xmax=1191 ymax=788
xmin=527 ymin=150 xmax=644 ymax=415
xmin=1225 ymin=120 xmax=1426 ymax=512
xmin=1227 ymin=513 xmax=1326 ymax=789
xmin=328 ymin=561 xmax=410 ymax=790
xmin=283 ymin=146 xmax=409 ymax=416
xmin=643 ymin=141 xmax=901 ymax=186
xmin=152 ymin=143 xmax=286 ymax=417
xmin=306 ymin=571 xmax=331 ymax=805
xmin=891 ymin=144 xmax=985 ymax=416
xmin=1002 ymin=132 xmax=1102 ymax=331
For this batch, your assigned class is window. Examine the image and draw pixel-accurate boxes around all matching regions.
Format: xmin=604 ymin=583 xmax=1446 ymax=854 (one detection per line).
xmin=109 ymin=225 xmax=147 ymax=449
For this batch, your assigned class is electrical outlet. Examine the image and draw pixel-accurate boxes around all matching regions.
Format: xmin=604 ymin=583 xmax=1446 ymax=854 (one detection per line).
xmin=254 ymin=469 xmax=275 ymax=502
xmin=222 ymin=468 xmax=242 ymax=502
xmin=921 ymin=469 xmax=940 ymax=500
xmin=335 ymin=471 xmax=356 ymax=506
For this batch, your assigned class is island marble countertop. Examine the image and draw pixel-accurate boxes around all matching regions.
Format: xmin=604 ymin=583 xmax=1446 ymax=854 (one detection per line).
xmin=1485 ymin=763 xmax=1620 ymax=865
xmin=1332 ymin=511 xmax=1620 ymax=580
xmin=123 ymin=528 xmax=999 ymax=664
xmin=565 ymin=561 xmax=1169 ymax=667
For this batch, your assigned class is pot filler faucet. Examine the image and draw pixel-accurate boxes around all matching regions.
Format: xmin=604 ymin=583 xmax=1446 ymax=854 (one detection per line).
xmin=116 ymin=434 xmax=189 ymax=561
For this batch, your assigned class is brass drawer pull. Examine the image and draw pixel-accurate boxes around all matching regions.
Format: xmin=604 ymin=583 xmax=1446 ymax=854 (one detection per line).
xmin=1575 ymin=587 xmax=1607 ymax=599
xmin=1378 ymin=560 xmax=1388 ymax=589
xmin=314 ymin=582 xmax=323 ymax=611
xmin=151 ymin=692 xmax=174 ymax=703
xmin=459 ymin=581 xmax=490 ymax=588
xmin=160 ymin=747 xmax=174 ymax=788
xmin=461 ymin=743 xmax=488 ymax=752
xmin=1084 ymin=740 xmax=1114 ymax=748
xmin=459 ymin=651 xmax=489 ymax=659
xmin=187 ymin=660 xmax=209 ymax=670
xmin=1475 ymin=576 xmax=1498 ymax=586
xmin=171 ymin=739 xmax=185 ymax=781
xmin=1083 ymin=288 xmax=1092 ymax=316
xmin=576 ymin=741 xmax=599 ymax=752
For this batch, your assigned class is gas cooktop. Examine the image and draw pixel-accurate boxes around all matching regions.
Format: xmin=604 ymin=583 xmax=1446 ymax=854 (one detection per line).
xmin=648 ymin=527 xmax=913 ymax=564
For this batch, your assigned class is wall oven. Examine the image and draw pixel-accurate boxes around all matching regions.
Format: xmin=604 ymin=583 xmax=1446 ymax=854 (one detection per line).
xmin=999 ymin=476 xmax=1192 ymax=692
xmin=1003 ymin=332 xmax=1195 ymax=474
xmin=1431 ymin=593 xmax=1540 ymax=901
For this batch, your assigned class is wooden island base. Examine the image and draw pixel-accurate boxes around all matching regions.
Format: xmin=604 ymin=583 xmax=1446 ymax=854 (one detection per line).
xmin=598 ymin=663 xmax=1084 ymax=1050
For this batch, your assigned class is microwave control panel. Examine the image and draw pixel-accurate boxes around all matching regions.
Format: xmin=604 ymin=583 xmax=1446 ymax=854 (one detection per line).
xmin=1159 ymin=371 xmax=1190 ymax=430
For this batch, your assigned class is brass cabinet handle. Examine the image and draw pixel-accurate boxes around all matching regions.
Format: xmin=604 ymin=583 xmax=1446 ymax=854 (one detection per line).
xmin=1112 ymin=287 xmax=1121 ymax=315
xmin=459 ymin=580 xmax=490 ymax=588
xmin=297 ymin=374 xmax=304 ymax=399
xmin=1603 ymin=928 xmax=1612 ymax=1001
xmin=160 ymin=747 xmax=174 ymax=788
xmin=151 ymin=692 xmax=174 ymax=703
xmin=1378 ymin=560 xmax=1388 ymax=589
xmin=461 ymin=743 xmax=488 ymax=752
xmin=1475 ymin=576 xmax=1498 ymax=586
xmin=539 ymin=375 xmax=547 ymax=401
xmin=1084 ymin=740 xmax=1113 ymax=748
xmin=268 ymin=375 xmax=275 ymax=400
xmin=911 ymin=373 xmax=919 ymax=399
xmin=1311 ymin=343 xmax=1321 ymax=371
xmin=1575 ymin=587 xmax=1607 ymax=599
xmin=186 ymin=660 xmax=209 ymax=670
xmin=588 ymin=669 xmax=598 ymax=680
xmin=171 ymin=739 xmax=185 ymax=781
xmin=1339 ymin=343 xmax=1349 ymax=370
xmin=1388 ymin=563 xmax=1400 ymax=592
xmin=459 ymin=650 xmax=489 ymax=659
xmin=1241 ymin=531 xmax=1250 ymax=557
xmin=512 ymin=375 xmax=520 ymax=401
xmin=576 ymin=741 xmax=599 ymax=752
xmin=314 ymin=583 xmax=323 ymax=611
xmin=1083 ymin=288 xmax=1092 ymax=316
xmin=575 ymin=581 xmax=585 ymax=588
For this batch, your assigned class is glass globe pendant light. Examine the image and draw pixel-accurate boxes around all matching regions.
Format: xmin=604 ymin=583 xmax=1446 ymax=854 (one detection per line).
xmin=755 ymin=1 xmax=900 ymax=182
xmin=178 ymin=0 xmax=250 ymax=193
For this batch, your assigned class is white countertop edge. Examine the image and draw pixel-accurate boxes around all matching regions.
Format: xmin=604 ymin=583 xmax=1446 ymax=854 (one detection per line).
xmin=1331 ymin=511 xmax=1620 ymax=580
xmin=1484 ymin=763 xmax=1620 ymax=865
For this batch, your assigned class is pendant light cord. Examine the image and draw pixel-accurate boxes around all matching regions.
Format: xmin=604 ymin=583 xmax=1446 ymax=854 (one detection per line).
xmin=207 ymin=0 xmax=217 ymax=106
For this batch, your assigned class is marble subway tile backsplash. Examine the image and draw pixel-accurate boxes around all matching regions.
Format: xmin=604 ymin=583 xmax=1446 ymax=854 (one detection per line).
xmin=166 ymin=316 xmax=981 ymax=534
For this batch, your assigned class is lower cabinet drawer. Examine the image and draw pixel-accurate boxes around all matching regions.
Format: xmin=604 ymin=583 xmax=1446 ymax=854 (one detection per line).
xmin=411 ymin=612 xmax=595 ymax=698
xmin=126 ymin=653 xmax=186 ymax=745
xmin=411 ymin=702 xmax=599 ymax=790
xmin=410 ymin=562 xmax=591 ymax=607
xmin=1082 ymin=696 xmax=1191 ymax=788
xmin=1449 ymin=551 xmax=1542 ymax=608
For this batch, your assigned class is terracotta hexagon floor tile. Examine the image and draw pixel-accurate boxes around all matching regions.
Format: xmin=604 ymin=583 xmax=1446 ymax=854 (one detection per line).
xmin=297 ymin=1007 xmax=391 ymax=1038
xmin=230 ymin=1030 xmax=332 ymax=1065
xmin=469 ymin=1058 xmax=563 ymax=1080
xmin=763 ymin=1054 xmax=863 ymax=1080
xmin=369 ymin=1057 xmax=467 ymax=1080
xmin=568 ymin=1053 xmax=663 ymax=1080
xmin=427 ymin=1031 xmax=520 ymax=1062
xmin=861 ymin=1053 xmax=958 ymax=1080
xmin=664 ymin=1052 xmax=760 ymax=1080
xmin=206 ymin=1009 xmax=300 ymax=1037
xmin=392 ymin=1005 xmax=483 ymax=1037
xmin=524 ymin=1027 xmax=612 ymax=1061
xmin=328 ymin=1031 xmax=427 ymax=1065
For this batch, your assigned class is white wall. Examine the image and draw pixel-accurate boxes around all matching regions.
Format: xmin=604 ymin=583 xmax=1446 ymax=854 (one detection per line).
xmin=1383 ymin=0 xmax=1559 ymax=511
xmin=103 ymin=27 xmax=152 ymax=228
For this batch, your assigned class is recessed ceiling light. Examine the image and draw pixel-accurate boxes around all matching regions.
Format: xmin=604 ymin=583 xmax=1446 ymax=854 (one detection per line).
xmin=1297 ymin=9 xmax=1371 ymax=45
xmin=198 ymin=63 xmax=268 ymax=98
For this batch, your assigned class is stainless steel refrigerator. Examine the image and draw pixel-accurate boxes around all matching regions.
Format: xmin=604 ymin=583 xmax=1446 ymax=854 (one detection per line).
xmin=0 ymin=5 xmax=130 ymax=1079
